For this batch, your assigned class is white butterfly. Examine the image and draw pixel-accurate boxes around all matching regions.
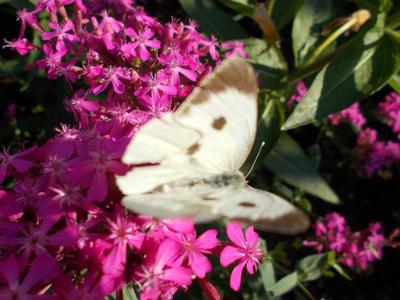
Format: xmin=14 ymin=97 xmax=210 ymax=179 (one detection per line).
xmin=116 ymin=56 xmax=309 ymax=234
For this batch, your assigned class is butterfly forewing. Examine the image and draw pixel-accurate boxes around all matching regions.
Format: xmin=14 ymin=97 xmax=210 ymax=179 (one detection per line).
xmin=174 ymin=56 xmax=258 ymax=173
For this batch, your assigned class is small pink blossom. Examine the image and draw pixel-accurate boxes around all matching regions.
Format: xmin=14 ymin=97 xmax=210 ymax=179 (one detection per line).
xmin=220 ymin=222 xmax=263 ymax=291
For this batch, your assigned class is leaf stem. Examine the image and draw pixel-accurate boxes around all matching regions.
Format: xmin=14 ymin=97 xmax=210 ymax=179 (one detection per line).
xmin=298 ymin=282 xmax=317 ymax=300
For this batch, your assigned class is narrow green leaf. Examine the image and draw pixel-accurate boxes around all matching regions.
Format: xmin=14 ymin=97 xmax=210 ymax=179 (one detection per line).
xmin=244 ymin=38 xmax=288 ymax=89
xmin=292 ymin=0 xmax=335 ymax=66
xmin=283 ymin=17 xmax=400 ymax=130
xmin=263 ymin=133 xmax=339 ymax=203
xmin=178 ymin=0 xmax=247 ymax=40
xmin=123 ymin=285 xmax=138 ymax=300
xmin=267 ymin=272 xmax=298 ymax=296
xmin=269 ymin=0 xmax=304 ymax=30
xmin=331 ymin=263 xmax=352 ymax=281
xmin=297 ymin=253 xmax=330 ymax=282
xmin=260 ymin=259 xmax=276 ymax=288
xmin=217 ymin=0 xmax=254 ymax=17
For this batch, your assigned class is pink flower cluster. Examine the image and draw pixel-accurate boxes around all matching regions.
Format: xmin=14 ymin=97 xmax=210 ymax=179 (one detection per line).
xmin=379 ymin=92 xmax=400 ymax=139
xmin=304 ymin=212 xmax=386 ymax=270
xmin=1 ymin=1 xmax=256 ymax=299
xmin=328 ymin=103 xmax=366 ymax=128
xmin=287 ymin=80 xmax=308 ymax=108
xmin=288 ymin=82 xmax=400 ymax=177
xmin=354 ymin=127 xmax=400 ymax=177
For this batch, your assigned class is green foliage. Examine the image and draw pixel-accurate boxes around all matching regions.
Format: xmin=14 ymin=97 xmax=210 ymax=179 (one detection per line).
xmin=264 ymin=133 xmax=339 ymax=203
xmin=292 ymin=0 xmax=335 ymax=66
xmin=178 ymin=0 xmax=247 ymax=40
xmin=283 ymin=14 xmax=400 ymax=129
xmin=269 ymin=0 xmax=304 ymax=30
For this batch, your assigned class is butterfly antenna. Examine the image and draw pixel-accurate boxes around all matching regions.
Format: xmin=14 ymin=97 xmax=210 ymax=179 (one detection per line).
xmin=245 ymin=141 xmax=266 ymax=178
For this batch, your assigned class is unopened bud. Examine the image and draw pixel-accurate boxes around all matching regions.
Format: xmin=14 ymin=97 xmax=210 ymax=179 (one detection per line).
xmin=351 ymin=9 xmax=371 ymax=32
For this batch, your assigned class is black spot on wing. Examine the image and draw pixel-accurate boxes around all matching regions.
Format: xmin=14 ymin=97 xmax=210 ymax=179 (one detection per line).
xmin=239 ymin=202 xmax=256 ymax=208
xmin=187 ymin=143 xmax=200 ymax=155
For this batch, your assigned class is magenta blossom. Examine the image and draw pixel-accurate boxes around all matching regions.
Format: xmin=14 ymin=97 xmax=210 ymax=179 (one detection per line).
xmin=220 ymin=222 xmax=263 ymax=291
xmin=172 ymin=229 xmax=219 ymax=278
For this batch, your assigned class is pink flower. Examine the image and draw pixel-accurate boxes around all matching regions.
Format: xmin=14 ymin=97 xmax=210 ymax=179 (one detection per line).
xmin=134 ymin=239 xmax=192 ymax=300
xmin=172 ymin=229 xmax=219 ymax=278
xmin=288 ymin=80 xmax=308 ymax=108
xmin=125 ymin=27 xmax=161 ymax=61
xmin=92 ymin=66 xmax=131 ymax=95
xmin=42 ymin=20 xmax=79 ymax=53
xmin=304 ymin=213 xmax=387 ymax=270
xmin=0 ymin=146 xmax=37 ymax=184
xmin=379 ymin=92 xmax=400 ymax=138
xmin=329 ymin=103 xmax=366 ymax=128
xmin=2 ymin=38 xmax=35 ymax=55
xmin=220 ymin=222 xmax=263 ymax=291
xmin=221 ymin=41 xmax=247 ymax=58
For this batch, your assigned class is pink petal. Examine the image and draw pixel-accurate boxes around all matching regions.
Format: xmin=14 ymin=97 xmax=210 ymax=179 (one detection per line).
xmin=48 ymin=225 xmax=79 ymax=247
xmin=220 ymin=245 xmax=244 ymax=267
xmin=155 ymin=239 xmax=180 ymax=271
xmin=162 ymin=267 xmax=192 ymax=285
xmin=111 ymin=77 xmax=125 ymax=94
xmin=0 ymin=255 xmax=19 ymax=286
xmin=176 ymin=67 xmax=197 ymax=81
xmin=20 ymin=256 xmax=58 ymax=292
xmin=87 ymin=170 xmax=107 ymax=202
xmin=103 ymin=242 xmax=126 ymax=277
xmin=162 ymin=218 xmax=195 ymax=233
xmin=0 ymin=164 xmax=6 ymax=184
xmin=188 ymin=252 xmax=211 ymax=278
xmin=246 ymin=260 xmax=257 ymax=274
xmin=230 ymin=261 xmax=246 ymax=291
xmin=245 ymin=226 xmax=259 ymax=247
xmin=226 ymin=221 xmax=245 ymax=247
xmin=195 ymin=229 xmax=219 ymax=250
xmin=11 ymin=158 xmax=33 ymax=173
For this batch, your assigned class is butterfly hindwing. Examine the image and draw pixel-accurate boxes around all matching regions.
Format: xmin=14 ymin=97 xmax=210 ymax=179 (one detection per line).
xmin=212 ymin=186 xmax=310 ymax=234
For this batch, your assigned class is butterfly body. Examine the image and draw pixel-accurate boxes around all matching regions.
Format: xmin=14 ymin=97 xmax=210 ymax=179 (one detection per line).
xmin=150 ymin=172 xmax=244 ymax=194
xmin=116 ymin=56 xmax=310 ymax=234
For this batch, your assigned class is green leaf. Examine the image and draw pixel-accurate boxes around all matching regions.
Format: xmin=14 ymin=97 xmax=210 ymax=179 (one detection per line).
xmin=297 ymin=253 xmax=330 ymax=282
xmin=0 ymin=59 xmax=24 ymax=78
xmin=0 ymin=0 xmax=35 ymax=9
xmin=178 ymin=0 xmax=247 ymax=40
xmin=241 ymin=93 xmax=284 ymax=175
xmin=269 ymin=0 xmax=304 ymax=30
xmin=267 ymin=272 xmax=298 ymax=296
xmin=244 ymin=38 xmax=288 ymax=89
xmin=283 ymin=17 xmax=400 ymax=130
xmin=263 ymin=133 xmax=339 ymax=203
xmin=217 ymin=0 xmax=254 ymax=17
xmin=292 ymin=0 xmax=335 ymax=66
xmin=388 ymin=74 xmax=400 ymax=93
